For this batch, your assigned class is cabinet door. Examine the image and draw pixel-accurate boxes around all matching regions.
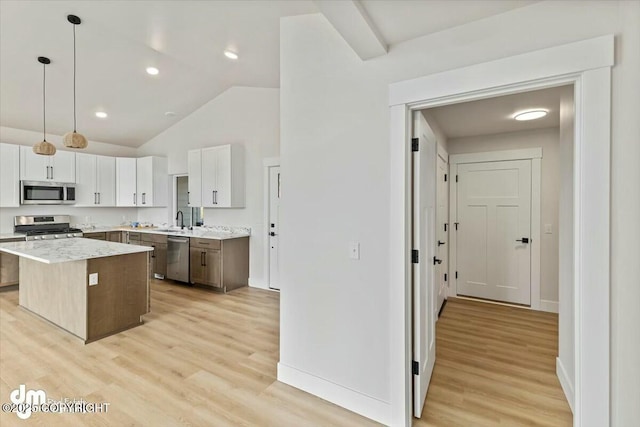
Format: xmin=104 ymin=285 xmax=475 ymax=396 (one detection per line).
xmin=50 ymin=150 xmax=76 ymax=183
xmin=96 ymin=155 xmax=116 ymax=206
xmin=215 ymin=145 xmax=231 ymax=207
xmin=204 ymin=249 xmax=221 ymax=288
xmin=20 ymin=145 xmax=49 ymax=181
xmin=154 ymin=243 xmax=167 ymax=278
xmin=116 ymin=158 xmax=137 ymax=206
xmin=136 ymin=157 xmax=153 ymax=206
xmin=200 ymin=147 xmax=218 ymax=207
xmin=106 ymin=231 xmax=122 ymax=243
xmin=190 ymin=247 xmax=206 ymax=284
xmin=187 ymin=150 xmax=202 ymax=207
xmin=75 ymin=153 xmax=97 ymax=205
xmin=0 ymin=144 xmax=20 ymax=207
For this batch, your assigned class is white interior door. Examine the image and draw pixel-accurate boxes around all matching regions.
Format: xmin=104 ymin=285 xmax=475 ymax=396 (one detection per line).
xmin=456 ymin=159 xmax=532 ymax=305
xmin=436 ymin=155 xmax=449 ymax=317
xmin=268 ymin=166 xmax=281 ymax=290
xmin=412 ymin=112 xmax=436 ymax=418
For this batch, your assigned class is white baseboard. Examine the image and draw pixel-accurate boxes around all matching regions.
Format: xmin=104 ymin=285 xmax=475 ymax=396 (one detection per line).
xmin=540 ymin=299 xmax=559 ymax=313
xmin=248 ymin=278 xmax=267 ymax=290
xmin=277 ymin=363 xmax=390 ymax=425
xmin=556 ymin=357 xmax=574 ymax=413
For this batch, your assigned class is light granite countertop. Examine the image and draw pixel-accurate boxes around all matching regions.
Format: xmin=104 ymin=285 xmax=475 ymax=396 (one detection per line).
xmin=80 ymin=225 xmax=251 ymax=240
xmin=0 ymin=238 xmax=153 ymax=264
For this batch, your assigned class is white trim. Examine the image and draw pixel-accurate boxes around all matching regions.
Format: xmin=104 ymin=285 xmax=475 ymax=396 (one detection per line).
xmin=557 ymin=357 xmax=575 ymax=413
xmin=449 ymin=147 xmax=542 ymax=164
xmin=448 ymin=149 xmax=542 ymax=311
xmin=277 ymin=363 xmax=391 ymax=425
xmin=541 ymin=300 xmax=559 ymax=314
xmin=263 ymin=157 xmax=280 ymax=290
xmin=389 ymin=35 xmax=612 ymax=427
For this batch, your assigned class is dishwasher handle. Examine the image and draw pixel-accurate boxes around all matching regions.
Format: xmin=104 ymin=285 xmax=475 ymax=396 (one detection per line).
xmin=168 ymin=238 xmax=189 ymax=243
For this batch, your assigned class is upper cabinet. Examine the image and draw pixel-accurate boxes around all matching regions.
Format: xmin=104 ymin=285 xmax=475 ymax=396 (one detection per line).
xmin=115 ymin=156 xmax=167 ymax=207
xmin=75 ymin=153 xmax=116 ymax=206
xmin=188 ymin=144 xmax=244 ymax=208
xmin=0 ymin=143 xmax=20 ymax=207
xmin=20 ymin=145 xmax=75 ymax=183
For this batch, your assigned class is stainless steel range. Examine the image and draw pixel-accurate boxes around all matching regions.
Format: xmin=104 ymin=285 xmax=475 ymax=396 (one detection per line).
xmin=14 ymin=215 xmax=83 ymax=241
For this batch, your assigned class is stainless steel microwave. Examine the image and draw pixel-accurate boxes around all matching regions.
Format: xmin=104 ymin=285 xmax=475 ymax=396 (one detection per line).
xmin=20 ymin=181 xmax=76 ymax=205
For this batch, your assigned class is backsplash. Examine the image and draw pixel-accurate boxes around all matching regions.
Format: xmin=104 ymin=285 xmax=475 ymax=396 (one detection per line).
xmin=0 ymin=206 xmax=138 ymax=233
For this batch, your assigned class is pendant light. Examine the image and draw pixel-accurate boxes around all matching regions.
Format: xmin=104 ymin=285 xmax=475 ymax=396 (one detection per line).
xmin=62 ymin=14 xmax=88 ymax=149
xmin=33 ymin=57 xmax=56 ymax=156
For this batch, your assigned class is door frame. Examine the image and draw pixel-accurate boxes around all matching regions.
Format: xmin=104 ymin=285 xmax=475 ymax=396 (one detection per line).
xmin=389 ymin=35 xmax=612 ymax=426
xmin=448 ymin=148 xmax=543 ymax=310
xmin=436 ymin=145 xmax=449 ymax=317
xmin=263 ymin=157 xmax=280 ymax=290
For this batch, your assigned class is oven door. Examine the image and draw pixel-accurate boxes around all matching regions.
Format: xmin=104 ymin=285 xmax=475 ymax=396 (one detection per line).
xmin=20 ymin=181 xmax=73 ymax=205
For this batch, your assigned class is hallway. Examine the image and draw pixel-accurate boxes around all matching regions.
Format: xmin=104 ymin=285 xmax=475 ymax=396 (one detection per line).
xmin=415 ymin=298 xmax=572 ymax=426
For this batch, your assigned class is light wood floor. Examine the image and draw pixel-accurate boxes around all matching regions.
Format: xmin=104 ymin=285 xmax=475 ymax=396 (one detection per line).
xmin=0 ymin=282 xmax=571 ymax=426
xmin=416 ymin=298 xmax=573 ymax=426
xmin=0 ymin=280 xmax=378 ymax=426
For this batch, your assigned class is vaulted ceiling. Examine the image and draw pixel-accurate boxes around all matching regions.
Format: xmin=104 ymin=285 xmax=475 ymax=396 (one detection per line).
xmin=0 ymin=1 xmax=538 ymax=147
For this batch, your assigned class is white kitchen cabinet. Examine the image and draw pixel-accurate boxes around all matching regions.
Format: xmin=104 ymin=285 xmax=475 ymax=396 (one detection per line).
xmin=188 ymin=144 xmax=244 ymax=208
xmin=187 ymin=149 xmax=202 ymax=207
xmin=136 ymin=156 xmax=168 ymax=207
xmin=20 ymin=145 xmax=75 ymax=183
xmin=0 ymin=143 xmax=20 ymax=207
xmin=116 ymin=157 xmax=137 ymax=206
xmin=75 ymin=153 xmax=116 ymax=206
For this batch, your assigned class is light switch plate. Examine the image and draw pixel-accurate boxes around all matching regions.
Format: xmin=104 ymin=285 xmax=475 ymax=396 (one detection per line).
xmin=349 ymin=242 xmax=360 ymax=260
xmin=544 ymin=224 xmax=553 ymax=234
xmin=89 ymin=273 xmax=98 ymax=286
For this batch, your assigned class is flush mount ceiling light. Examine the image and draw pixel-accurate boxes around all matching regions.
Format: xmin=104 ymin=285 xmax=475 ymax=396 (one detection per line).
xmin=514 ymin=109 xmax=548 ymax=121
xmin=95 ymin=111 xmax=108 ymax=118
xmin=33 ymin=57 xmax=56 ymax=156
xmin=62 ymin=14 xmax=88 ymax=149
xmin=146 ymin=67 xmax=159 ymax=75
xmin=224 ymin=50 xmax=238 ymax=60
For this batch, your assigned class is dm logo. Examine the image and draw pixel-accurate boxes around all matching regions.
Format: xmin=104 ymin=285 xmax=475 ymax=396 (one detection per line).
xmin=10 ymin=384 xmax=46 ymax=419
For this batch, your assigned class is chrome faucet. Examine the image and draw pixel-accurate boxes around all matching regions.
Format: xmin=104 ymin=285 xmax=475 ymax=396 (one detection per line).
xmin=176 ymin=210 xmax=185 ymax=230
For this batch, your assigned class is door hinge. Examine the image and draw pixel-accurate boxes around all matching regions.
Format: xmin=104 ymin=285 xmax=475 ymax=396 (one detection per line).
xmin=412 ymin=249 xmax=419 ymax=264
xmin=454 ymin=222 xmax=459 ymax=230
xmin=455 ymin=271 xmax=458 ymax=279
xmin=412 ymin=360 xmax=419 ymax=375
xmin=444 ymin=273 xmax=448 ymax=282
xmin=411 ymin=138 xmax=419 ymax=152
xmin=444 ymin=223 xmax=448 ymax=232
xmin=444 ymin=174 xmax=447 ymax=182
xmin=456 ymin=174 xmax=459 ymax=182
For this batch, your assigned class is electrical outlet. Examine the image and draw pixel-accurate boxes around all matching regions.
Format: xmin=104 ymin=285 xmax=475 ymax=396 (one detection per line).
xmin=349 ymin=242 xmax=360 ymax=260
xmin=89 ymin=273 xmax=98 ymax=286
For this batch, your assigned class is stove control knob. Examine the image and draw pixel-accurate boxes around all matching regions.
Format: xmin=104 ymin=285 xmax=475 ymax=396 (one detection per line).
xmin=67 ymin=234 xmax=73 ymax=237
xmin=54 ymin=235 xmax=60 ymax=239
xmin=34 ymin=236 xmax=40 ymax=240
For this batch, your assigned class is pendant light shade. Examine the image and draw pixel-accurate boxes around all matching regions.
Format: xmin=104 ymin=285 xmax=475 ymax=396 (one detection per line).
xmin=63 ymin=14 xmax=88 ymax=149
xmin=33 ymin=57 xmax=56 ymax=156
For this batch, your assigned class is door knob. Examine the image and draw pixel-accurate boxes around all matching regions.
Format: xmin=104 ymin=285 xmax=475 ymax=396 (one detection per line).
xmin=516 ymin=237 xmax=530 ymax=243
xmin=433 ymin=257 xmax=442 ymax=265
xmin=437 ymin=240 xmax=446 ymax=246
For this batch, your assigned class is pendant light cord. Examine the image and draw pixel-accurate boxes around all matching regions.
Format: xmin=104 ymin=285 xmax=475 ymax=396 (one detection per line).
xmin=73 ymin=23 xmax=77 ymax=132
xmin=42 ymin=62 xmax=47 ymax=141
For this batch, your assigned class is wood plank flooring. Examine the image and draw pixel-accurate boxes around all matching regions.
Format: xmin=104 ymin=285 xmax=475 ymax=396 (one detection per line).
xmin=0 ymin=280 xmax=377 ymax=427
xmin=0 ymin=282 xmax=571 ymax=426
xmin=416 ymin=298 xmax=573 ymax=426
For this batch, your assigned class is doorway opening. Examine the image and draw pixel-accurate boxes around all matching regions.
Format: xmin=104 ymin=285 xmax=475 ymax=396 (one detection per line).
xmin=263 ymin=158 xmax=281 ymax=290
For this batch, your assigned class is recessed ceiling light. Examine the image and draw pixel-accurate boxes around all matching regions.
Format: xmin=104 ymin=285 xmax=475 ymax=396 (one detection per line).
xmin=95 ymin=111 xmax=108 ymax=119
xmin=514 ymin=110 xmax=548 ymax=121
xmin=146 ymin=67 xmax=159 ymax=75
xmin=224 ymin=50 xmax=238 ymax=60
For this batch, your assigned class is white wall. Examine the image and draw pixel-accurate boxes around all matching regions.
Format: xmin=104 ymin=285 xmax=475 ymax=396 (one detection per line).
xmin=280 ymin=1 xmax=639 ymax=424
xmin=0 ymin=127 xmax=138 ymax=233
xmin=447 ymin=128 xmax=560 ymax=306
xmin=136 ymin=86 xmax=280 ymax=289
xmin=558 ymin=90 xmax=575 ymax=409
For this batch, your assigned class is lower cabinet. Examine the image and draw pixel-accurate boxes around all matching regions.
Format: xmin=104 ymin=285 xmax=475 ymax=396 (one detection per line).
xmin=190 ymin=237 xmax=248 ymax=292
xmin=106 ymin=231 xmax=122 ymax=243
xmin=141 ymin=233 xmax=167 ymax=279
xmin=0 ymin=238 xmax=22 ymax=287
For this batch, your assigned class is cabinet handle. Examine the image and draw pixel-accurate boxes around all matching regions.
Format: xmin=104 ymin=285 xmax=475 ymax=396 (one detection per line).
xmin=46 ymin=166 xmax=50 ymax=179
xmin=133 ymin=193 xmax=136 ymax=205
xmin=201 ymin=251 xmax=205 ymax=266
xmin=187 ymin=191 xmax=190 ymax=205
xmin=98 ymin=193 xmax=101 ymax=204
xmin=151 ymin=245 xmax=156 ymax=258
xmin=214 ymin=190 xmax=218 ymax=205
xmin=142 ymin=193 xmax=146 ymax=205
xmin=212 ymin=191 xmax=215 ymax=205
xmin=94 ymin=192 xmax=97 ymax=204
xmin=50 ymin=166 xmax=53 ymax=180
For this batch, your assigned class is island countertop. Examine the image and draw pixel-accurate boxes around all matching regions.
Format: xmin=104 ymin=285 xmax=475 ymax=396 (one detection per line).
xmin=0 ymin=238 xmax=153 ymax=264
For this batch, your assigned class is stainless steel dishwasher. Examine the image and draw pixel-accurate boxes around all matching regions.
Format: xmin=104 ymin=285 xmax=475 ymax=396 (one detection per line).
xmin=166 ymin=236 xmax=190 ymax=282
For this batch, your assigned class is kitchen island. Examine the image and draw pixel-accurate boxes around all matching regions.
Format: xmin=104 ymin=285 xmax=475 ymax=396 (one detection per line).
xmin=0 ymin=238 xmax=153 ymax=343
